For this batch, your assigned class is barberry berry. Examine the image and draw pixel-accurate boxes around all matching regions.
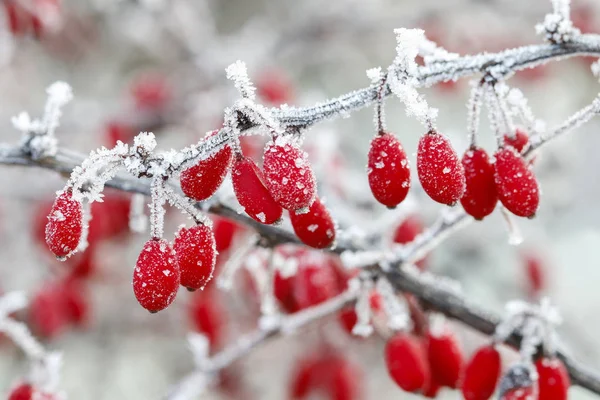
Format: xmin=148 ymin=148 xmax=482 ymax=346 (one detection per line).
xmin=461 ymin=147 xmax=498 ymax=220
xmin=289 ymin=197 xmax=335 ymax=249
xmin=461 ymin=345 xmax=501 ymax=400
xmin=174 ymin=224 xmax=217 ymax=291
xmin=535 ymin=357 xmax=569 ymax=400
xmin=494 ymin=147 xmax=540 ymax=218
xmin=426 ymin=327 xmax=464 ymax=388
xmin=45 ymin=189 xmax=83 ymax=259
xmin=385 ymin=333 xmax=430 ymax=392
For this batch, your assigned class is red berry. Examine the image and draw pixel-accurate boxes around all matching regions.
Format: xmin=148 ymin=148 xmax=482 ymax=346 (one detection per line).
xmin=8 ymin=383 xmax=33 ymax=400
xmin=174 ymin=224 xmax=217 ymax=291
xmin=393 ymin=215 xmax=427 ymax=269
xmin=422 ymin=379 xmax=441 ymax=398
xmin=133 ymin=239 xmax=180 ymax=313
xmin=293 ymin=257 xmax=341 ymax=309
xmin=417 ymin=131 xmax=466 ymax=205
xmin=338 ymin=307 xmax=358 ymax=335
xmin=461 ymin=345 xmax=501 ymax=400
xmin=523 ymin=251 xmax=546 ymax=296
xmin=104 ymin=121 xmax=135 ymax=147
xmin=274 ymin=270 xmax=299 ymax=313
xmin=385 ymin=333 xmax=430 ymax=392
xmin=504 ymin=129 xmax=530 ymax=153
xmin=212 ymin=216 xmax=241 ymax=253
xmin=61 ymin=279 xmax=90 ymax=327
xmin=536 ymin=357 xmax=569 ymax=400
xmin=328 ymin=357 xmax=363 ymax=400
xmin=367 ymin=132 xmax=411 ymax=208
xmin=45 ymin=190 xmax=83 ymax=259
xmin=29 ymin=285 xmax=67 ymax=339
xmin=426 ymin=328 xmax=464 ymax=388
xmin=494 ymin=147 xmax=540 ymax=218
xmin=289 ymin=356 xmax=319 ymax=398
xmin=461 ymin=147 xmax=498 ymax=220
xmin=232 ymin=154 xmax=283 ymax=224
xmin=257 ymin=70 xmax=294 ymax=105
xmin=289 ymin=197 xmax=335 ymax=249
xmin=130 ymin=73 xmax=171 ymax=110
xmin=189 ymin=289 xmax=226 ymax=349
xmin=499 ymin=363 xmax=538 ymax=400
xmin=180 ymin=131 xmax=233 ymax=201
xmin=263 ymin=138 xmax=317 ymax=211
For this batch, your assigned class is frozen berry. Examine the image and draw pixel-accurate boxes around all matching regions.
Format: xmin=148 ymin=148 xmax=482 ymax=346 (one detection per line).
xmin=8 ymin=383 xmax=33 ymax=400
xmin=45 ymin=189 xmax=83 ymax=259
xmin=180 ymin=130 xmax=233 ymax=201
xmin=461 ymin=147 xmax=498 ymax=220
xmin=461 ymin=345 xmax=501 ymax=400
xmin=174 ymin=224 xmax=217 ymax=291
xmin=212 ymin=216 xmax=241 ymax=253
xmin=263 ymin=138 xmax=316 ymax=211
xmin=417 ymin=130 xmax=465 ymax=205
xmin=293 ymin=256 xmax=341 ymax=310
xmin=504 ymin=129 xmax=530 ymax=154
xmin=133 ymin=239 xmax=180 ymax=313
xmin=367 ymin=132 xmax=411 ymax=208
xmin=338 ymin=307 xmax=358 ymax=335
xmin=426 ymin=328 xmax=464 ymax=388
xmin=494 ymin=147 xmax=539 ymax=218
xmin=289 ymin=197 xmax=335 ymax=249
xmin=535 ymin=357 xmax=569 ymax=400
xmin=289 ymin=356 xmax=319 ymax=398
xmin=385 ymin=333 xmax=430 ymax=392
xmin=232 ymin=154 xmax=283 ymax=224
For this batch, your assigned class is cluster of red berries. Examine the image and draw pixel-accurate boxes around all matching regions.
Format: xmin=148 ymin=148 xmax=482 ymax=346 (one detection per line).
xmin=368 ymin=128 xmax=540 ymax=220
xmin=289 ymin=349 xmax=362 ymax=400
xmin=181 ymin=132 xmax=336 ymax=249
xmin=384 ymin=326 xmax=570 ymax=399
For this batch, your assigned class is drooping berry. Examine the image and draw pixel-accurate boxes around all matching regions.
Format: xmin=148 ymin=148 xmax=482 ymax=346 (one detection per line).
xmin=174 ymin=224 xmax=217 ymax=291
xmin=494 ymin=147 xmax=540 ymax=218
xmin=504 ymin=129 xmax=530 ymax=154
xmin=212 ymin=216 xmax=241 ymax=253
xmin=130 ymin=72 xmax=171 ymax=111
xmin=461 ymin=345 xmax=501 ymax=400
xmin=328 ymin=357 xmax=363 ymax=400
xmin=535 ymin=357 xmax=570 ymax=400
xmin=232 ymin=154 xmax=283 ymax=224
xmin=523 ymin=251 xmax=546 ymax=296
xmin=133 ymin=239 xmax=180 ymax=313
xmin=385 ymin=333 xmax=430 ymax=392
xmin=257 ymin=69 xmax=294 ymax=105
xmin=61 ymin=278 xmax=90 ymax=327
xmin=289 ymin=356 xmax=320 ymax=398
xmin=189 ymin=288 xmax=226 ymax=349
xmin=367 ymin=132 xmax=411 ymax=208
xmin=293 ymin=256 xmax=341 ymax=310
xmin=393 ymin=214 xmax=427 ymax=269
xmin=289 ymin=197 xmax=336 ymax=249
xmin=338 ymin=307 xmax=358 ymax=335
xmin=499 ymin=363 xmax=538 ymax=400
xmin=180 ymin=130 xmax=233 ymax=201
xmin=426 ymin=327 xmax=464 ymax=388
xmin=417 ymin=130 xmax=466 ymax=205
xmin=263 ymin=138 xmax=317 ymax=211
xmin=460 ymin=147 xmax=498 ymax=220
xmin=29 ymin=285 xmax=67 ymax=339
xmin=45 ymin=189 xmax=83 ymax=259
xmin=274 ymin=270 xmax=299 ymax=313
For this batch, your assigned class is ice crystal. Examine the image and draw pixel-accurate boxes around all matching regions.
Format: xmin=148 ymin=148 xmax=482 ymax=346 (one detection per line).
xmin=226 ymin=60 xmax=256 ymax=100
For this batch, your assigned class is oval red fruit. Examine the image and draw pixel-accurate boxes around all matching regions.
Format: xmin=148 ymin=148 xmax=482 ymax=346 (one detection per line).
xmin=461 ymin=345 xmax=501 ymax=400
xmin=523 ymin=251 xmax=546 ymax=296
xmin=133 ymin=239 xmax=180 ymax=313
xmin=232 ymin=154 xmax=283 ymax=224
xmin=328 ymin=357 xmax=363 ymax=400
xmin=45 ymin=190 xmax=83 ymax=259
xmin=180 ymin=131 xmax=233 ymax=201
xmin=367 ymin=132 xmax=411 ymax=208
xmin=504 ymin=129 xmax=529 ymax=154
xmin=460 ymin=147 xmax=498 ymax=220
xmin=494 ymin=147 xmax=540 ymax=218
xmin=174 ymin=224 xmax=217 ymax=291
xmin=385 ymin=333 xmax=430 ymax=392
xmin=8 ymin=383 xmax=33 ymax=400
xmin=289 ymin=197 xmax=335 ymax=249
xmin=263 ymin=138 xmax=316 ymax=211
xmin=189 ymin=289 xmax=226 ymax=349
xmin=338 ymin=307 xmax=358 ymax=335
xmin=535 ymin=357 xmax=570 ymax=400
xmin=293 ymin=257 xmax=341 ymax=310
xmin=29 ymin=285 xmax=67 ymax=339
xmin=427 ymin=328 xmax=464 ymax=388
xmin=212 ymin=216 xmax=240 ymax=253
xmin=393 ymin=214 xmax=427 ymax=270
xmin=417 ymin=131 xmax=466 ymax=205
xmin=289 ymin=357 xmax=319 ymax=398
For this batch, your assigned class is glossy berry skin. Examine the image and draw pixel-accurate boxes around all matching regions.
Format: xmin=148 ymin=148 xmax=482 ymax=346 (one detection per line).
xmin=393 ymin=214 xmax=427 ymax=270
xmin=417 ymin=131 xmax=466 ymax=205
xmin=263 ymin=139 xmax=317 ymax=211
xmin=535 ymin=357 xmax=570 ymax=400
xmin=367 ymin=132 xmax=411 ymax=208
xmin=45 ymin=190 xmax=83 ymax=259
xmin=232 ymin=155 xmax=283 ymax=224
xmin=494 ymin=147 xmax=540 ymax=218
xmin=180 ymin=131 xmax=233 ymax=201
xmin=289 ymin=197 xmax=336 ymax=249
xmin=133 ymin=239 xmax=180 ymax=313
xmin=174 ymin=225 xmax=217 ymax=291
xmin=461 ymin=345 xmax=501 ymax=400
xmin=426 ymin=329 xmax=464 ymax=388
xmin=460 ymin=147 xmax=498 ymax=220
xmin=504 ymin=129 xmax=530 ymax=154
xmin=385 ymin=333 xmax=430 ymax=393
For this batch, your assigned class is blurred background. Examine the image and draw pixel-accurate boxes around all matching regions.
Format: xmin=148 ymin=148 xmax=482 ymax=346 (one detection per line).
xmin=1 ymin=0 xmax=600 ymax=398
